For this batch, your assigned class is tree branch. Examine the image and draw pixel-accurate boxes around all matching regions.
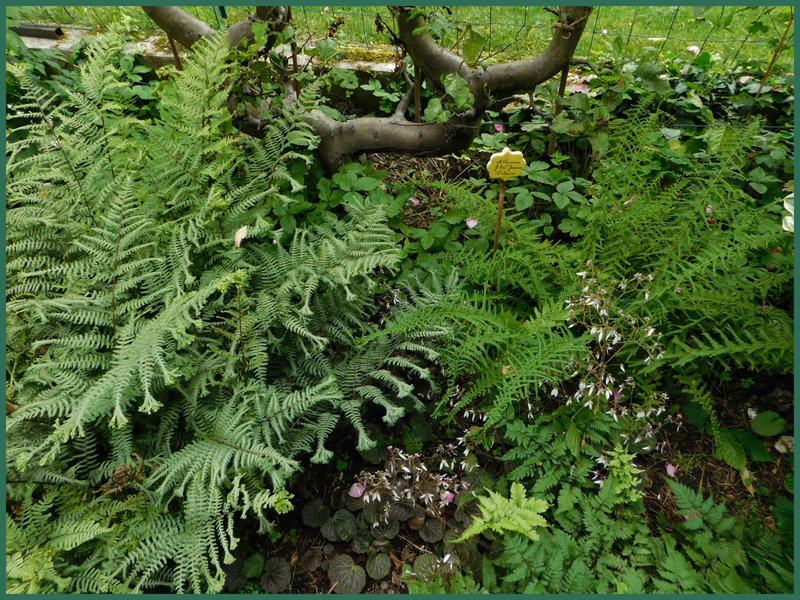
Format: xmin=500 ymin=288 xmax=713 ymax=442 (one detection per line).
xmin=395 ymin=7 xmax=471 ymax=93
xmin=311 ymin=109 xmax=481 ymax=174
xmin=141 ymin=5 xmax=288 ymax=51
xmin=483 ymin=6 xmax=593 ymax=96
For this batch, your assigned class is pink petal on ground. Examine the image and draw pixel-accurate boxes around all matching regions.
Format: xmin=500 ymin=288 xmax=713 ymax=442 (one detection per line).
xmin=409 ymin=196 xmax=420 ymax=205
xmin=466 ymin=219 xmax=479 ymax=229
xmin=666 ymin=463 xmax=677 ymax=478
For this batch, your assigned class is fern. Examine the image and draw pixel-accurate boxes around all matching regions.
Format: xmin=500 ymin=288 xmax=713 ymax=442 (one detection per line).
xmin=456 ymin=482 xmax=549 ymax=542
xmin=6 ymin=33 xmax=439 ymax=593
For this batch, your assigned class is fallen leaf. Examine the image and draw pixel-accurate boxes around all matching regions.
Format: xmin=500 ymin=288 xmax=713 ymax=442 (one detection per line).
xmin=739 ymin=467 xmax=756 ymax=495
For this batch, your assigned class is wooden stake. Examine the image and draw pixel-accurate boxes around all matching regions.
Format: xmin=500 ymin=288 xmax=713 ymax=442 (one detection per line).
xmin=547 ymin=64 xmax=569 ymax=156
xmin=167 ymin=34 xmax=183 ymax=71
xmin=414 ymin=63 xmax=421 ymax=123
xmin=492 ymin=180 xmax=506 ymax=254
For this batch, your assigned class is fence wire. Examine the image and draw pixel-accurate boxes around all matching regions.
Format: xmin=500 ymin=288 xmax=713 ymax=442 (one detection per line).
xmin=15 ymin=5 xmax=792 ymax=78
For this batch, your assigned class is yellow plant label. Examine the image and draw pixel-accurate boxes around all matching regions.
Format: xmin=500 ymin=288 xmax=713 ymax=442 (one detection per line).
xmin=487 ymin=147 xmax=526 ymax=180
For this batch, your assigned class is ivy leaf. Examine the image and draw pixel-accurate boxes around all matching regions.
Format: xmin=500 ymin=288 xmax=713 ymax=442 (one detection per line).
xmin=462 ymin=26 xmax=486 ymax=65
xmin=328 ymin=554 xmax=366 ymax=594
xmin=751 ymin=411 xmax=786 ymax=437
xmin=366 ymin=552 xmax=392 ymax=579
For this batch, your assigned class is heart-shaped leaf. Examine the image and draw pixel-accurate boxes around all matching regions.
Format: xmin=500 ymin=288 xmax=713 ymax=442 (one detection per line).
xmin=366 ymin=552 xmax=392 ymax=579
xmin=299 ymin=548 xmax=323 ymax=573
xmin=370 ymin=538 xmax=393 ymax=555
xmin=387 ymin=502 xmax=415 ymax=522
xmin=413 ymin=553 xmax=439 ymax=577
xmin=350 ymin=528 xmax=372 ymax=554
xmin=361 ymin=501 xmax=382 ymax=524
xmin=328 ymin=554 xmax=366 ymax=594
xmin=302 ymin=499 xmax=330 ymax=528
xmin=260 ymin=557 xmax=291 ymax=593
xmin=751 ymin=411 xmax=786 ymax=437
xmin=371 ymin=518 xmax=400 ymax=540
xmin=462 ymin=26 xmax=486 ymax=65
xmin=419 ymin=518 xmax=444 ymax=543
xmin=322 ymin=509 xmax=358 ymax=542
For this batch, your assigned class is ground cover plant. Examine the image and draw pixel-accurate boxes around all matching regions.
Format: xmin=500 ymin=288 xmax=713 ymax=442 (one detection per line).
xmin=5 ymin=4 xmax=794 ymax=595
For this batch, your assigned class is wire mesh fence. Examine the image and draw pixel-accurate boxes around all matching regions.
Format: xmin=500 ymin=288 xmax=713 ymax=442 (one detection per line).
xmin=14 ymin=5 xmax=793 ymax=70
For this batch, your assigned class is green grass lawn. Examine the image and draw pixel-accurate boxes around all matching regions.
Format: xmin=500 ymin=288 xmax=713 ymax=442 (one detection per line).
xmin=12 ymin=5 xmax=792 ymax=68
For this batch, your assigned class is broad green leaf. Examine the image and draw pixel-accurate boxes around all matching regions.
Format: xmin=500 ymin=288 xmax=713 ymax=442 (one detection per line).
xmin=751 ymin=411 xmax=786 ymax=437
xmin=328 ymin=554 xmax=366 ymax=594
xmin=462 ymin=26 xmax=487 ymax=65
xmin=241 ymin=553 xmax=265 ymax=578
xmin=566 ymin=423 xmax=581 ymax=457
xmin=442 ymin=73 xmax=474 ymax=111
xmin=715 ymin=430 xmax=747 ymax=471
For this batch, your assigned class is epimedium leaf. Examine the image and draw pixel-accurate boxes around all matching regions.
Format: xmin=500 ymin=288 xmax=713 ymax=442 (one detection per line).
xmin=732 ymin=429 xmax=775 ymax=462
xmin=566 ymin=423 xmax=581 ymax=457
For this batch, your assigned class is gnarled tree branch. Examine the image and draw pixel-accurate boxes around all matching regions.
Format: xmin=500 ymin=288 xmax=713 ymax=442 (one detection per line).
xmin=141 ymin=5 xmax=288 ymax=50
xmin=142 ymin=5 xmax=592 ymax=173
